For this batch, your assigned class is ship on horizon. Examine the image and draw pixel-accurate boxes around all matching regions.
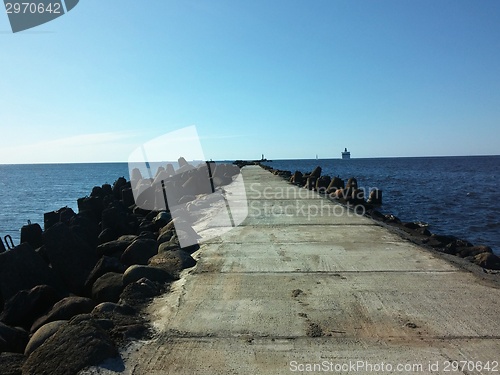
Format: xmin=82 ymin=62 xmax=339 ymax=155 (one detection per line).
xmin=342 ymin=148 xmax=351 ymax=160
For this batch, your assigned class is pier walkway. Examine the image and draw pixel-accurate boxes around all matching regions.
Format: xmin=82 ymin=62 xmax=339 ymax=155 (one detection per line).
xmin=115 ymin=166 xmax=500 ymax=374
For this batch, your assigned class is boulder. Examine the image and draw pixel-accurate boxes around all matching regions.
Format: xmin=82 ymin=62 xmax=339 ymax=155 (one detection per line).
xmin=123 ymin=265 xmax=175 ymax=286
xmin=0 ymin=285 xmax=62 ymax=330
xmin=309 ymin=166 xmax=322 ymax=178
xmin=153 ymin=212 xmax=172 ymax=230
xmin=0 ymin=322 xmax=29 ymax=353
xmin=91 ymin=302 xmax=135 ymax=316
xmin=457 ymin=245 xmax=492 ymax=258
xmin=43 ymin=223 xmax=98 ymax=295
xmin=98 ymin=228 xmax=118 ymax=245
xmin=157 ymin=225 xmax=175 ymax=245
xmin=315 ymin=176 xmax=331 ymax=192
xmin=31 ymin=296 xmax=96 ymax=333
xmin=473 ymin=253 xmax=500 ymax=270
xmin=85 ymin=256 xmax=127 ymax=292
xmin=101 ymin=206 xmax=135 ymax=237
xmin=96 ymin=238 xmax=135 ymax=258
xmin=0 ymin=352 xmax=25 ymax=375
xmin=121 ymin=239 xmax=158 ymax=266
xmin=327 ymin=177 xmax=344 ymax=193
xmin=0 ymin=243 xmax=65 ymax=302
xmin=367 ymin=189 xmax=383 ymax=204
xmin=24 ymin=320 xmax=67 ymax=356
xmin=22 ymin=318 xmax=118 ymax=375
xmin=91 ymin=272 xmax=124 ymax=304
xmin=290 ymin=171 xmax=303 ymax=185
xmin=20 ymin=223 xmax=43 ymax=250
xmin=149 ymin=249 xmax=196 ymax=274
xmin=119 ymin=278 xmax=162 ymax=306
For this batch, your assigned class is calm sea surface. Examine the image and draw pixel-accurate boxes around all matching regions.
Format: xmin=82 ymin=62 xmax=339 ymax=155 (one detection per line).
xmin=0 ymin=157 xmax=499 ymax=254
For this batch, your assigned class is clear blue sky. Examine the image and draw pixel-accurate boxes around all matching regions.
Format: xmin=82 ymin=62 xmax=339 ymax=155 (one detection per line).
xmin=1 ymin=0 xmax=499 ymax=163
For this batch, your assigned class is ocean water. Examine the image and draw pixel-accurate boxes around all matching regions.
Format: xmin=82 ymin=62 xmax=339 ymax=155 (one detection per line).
xmin=263 ymin=156 xmax=500 ymax=255
xmin=0 ymin=157 xmax=499 ymax=255
xmin=0 ymin=163 xmax=130 ymax=246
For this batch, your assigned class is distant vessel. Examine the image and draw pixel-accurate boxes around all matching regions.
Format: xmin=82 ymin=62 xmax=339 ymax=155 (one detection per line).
xmin=342 ymin=148 xmax=351 ymax=160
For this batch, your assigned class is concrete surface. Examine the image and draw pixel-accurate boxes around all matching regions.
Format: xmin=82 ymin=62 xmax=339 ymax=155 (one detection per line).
xmin=82 ymin=165 xmax=500 ymax=375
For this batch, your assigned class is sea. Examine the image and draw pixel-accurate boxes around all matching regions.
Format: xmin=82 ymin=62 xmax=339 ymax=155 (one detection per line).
xmin=0 ymin=156 xmax=499 ymax=255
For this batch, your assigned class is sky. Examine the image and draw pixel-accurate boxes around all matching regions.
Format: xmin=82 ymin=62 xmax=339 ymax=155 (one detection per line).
xmin=0 ymin=0 xmax=499 ymax=164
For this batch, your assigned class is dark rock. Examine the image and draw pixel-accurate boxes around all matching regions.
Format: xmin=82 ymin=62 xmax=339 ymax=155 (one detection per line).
xmin=58 ymin=207 xmax=76 ymax=224
xmin=43 ymin=210 xmax=59 ymax=232
xmin=22 ymin=318 xmax=118 ymax=375
xmin=98 ymin=228 xmax=118 ymax=244
xmin=24 ymin=320 xmax=67 ymax=356
xmin=31 ymin=296 xmax=96 ymax=333
xmin=0 ymin=352 xmax=24 ymax=375
xmin=0 ymin=285 xmax=62 ymax=330
xmin=0 ymin=322 xmax=29 ymax=353
xmin=153 ymin=212 xmax=172 ymax=230
xmin=309 ymin=166 xmax=322 ymax=178
xmin=123 ymin=265 xmax=175 ymax=286
xmin=315 ymin=176 xmax=331 ymax=192
xmin=403 ymin=222 xmax=421 ymax=230
xmin=369 ymin=210 xmax=385 ymax=221
xmin=113 ymin=323 xmax=148 ymax=340
xmin=112 ymin=176 xmax=128 ymax=200
xmin=70 ymin=214 xmax=100 ymax=249
xmin=119 ymin=278 xmax=162 ymax=306
xmin=96 ymin=238 xmax=135 ymax=258
xmin=290 ymin=171 xmax=303 ymax=185
xmin=20 ymin=223 xmax=43 ymax=249
xmin=157 ymin=225 xmax=175 ymax=245
xmin=384 ymin=214 xmax=401 ymax=224
xmin=77 ymin=196 xmax=104 ymax=223
xmin=43 ymin=223 xmax=98 ymax=295
xmin=92 ymin=272 xmax=125 ymax=304
xmin=149 ymin=249 xmax=196 ymax=275
xmin=326 ymin=177 xmax=344 ymax=193
xmin=367 ymin=189 xmax=383 ymax=204
xmin=101 ymin=206 xmax=135 ymax=237
xmin=473 ymin=253 xmax=500 ymax=270
xmin=457 ymin=245 xmax=492 ymax=258
xmin=346 ymin=177 xmax=358 ymax=189
xmin=91 ymin=302 xmax=135 ymax=316
xmin=121 ymin=187 xmax=135 ymax=207
xmin=121 ymin=239 xmax=158 ymax=266
xmin=85 ymin=256 xmax=127 ymax=292
xmin=0 ymin=243 xmax=65 ymax=302
xmin=427 ymin=234 xmax=457 ymax=248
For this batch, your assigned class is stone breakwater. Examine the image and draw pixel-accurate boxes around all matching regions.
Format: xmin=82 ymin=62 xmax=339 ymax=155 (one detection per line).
xmin=0 ymin=162 xmax=240 ymax=375
xmin=250 ymin=162 xmax=500 ymax=272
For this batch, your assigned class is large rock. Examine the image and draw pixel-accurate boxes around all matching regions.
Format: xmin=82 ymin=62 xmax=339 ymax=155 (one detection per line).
xmin=473 ymin=252 xmax=500 ymax=270
xmin=123 ymin=265 xmax=175 ymax=286
xmin=0 ymin=352 xmax=25 ymax=375
xmin=24 ymin=320 xmax=67 ymax=356
xmin=91 ymin=273 xmax=124 ymax=304
xmin=0 ymin=243 xmax=65 ymax=302
xmin=121 ymin=238 xmax=158 ymax=266
xmin=96 ymin=238 xmax=135 ymax=258
xmin=0 ymin=285 xmax=62 ymax=330
xmin=149 ymin=249 xmax=196 ymax=275
xmin=0 ymin=322 xmax=29 ymax=354
xmin=85 ymin=256 xmax=127 ymax=292
xmin=22 ymin=318 xmax=118 ymax=375
xmin=43 ymin=223 xmax=98 ymax=295
xmin=31 ymin=296 xmax=96 ymax=333
xmin=119 ymin=278 xmax=162 ymax=306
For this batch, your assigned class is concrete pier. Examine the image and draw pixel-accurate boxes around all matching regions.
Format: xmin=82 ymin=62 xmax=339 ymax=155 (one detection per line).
xmin=109 ymin=166 xmax=500 ymax=374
